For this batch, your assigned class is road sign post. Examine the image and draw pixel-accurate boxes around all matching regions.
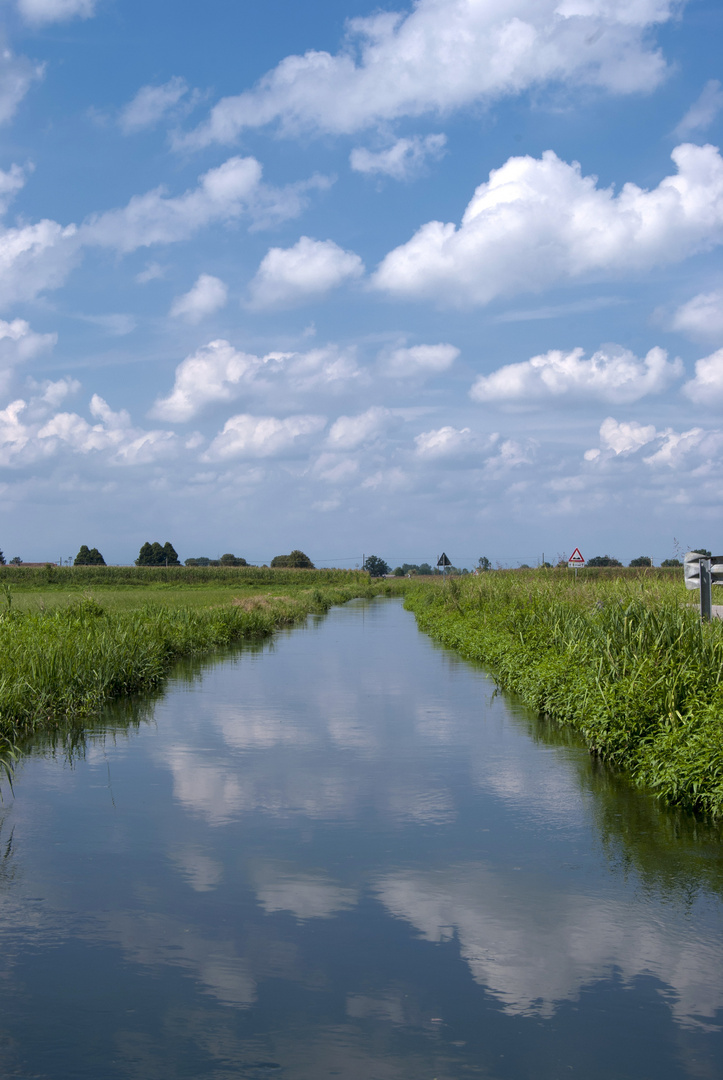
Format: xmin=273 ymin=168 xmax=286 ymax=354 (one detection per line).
xmin=567 ymin=548 xmax=585 ymax=580
xmin=437 ymin=552 xmax=452 ymax=577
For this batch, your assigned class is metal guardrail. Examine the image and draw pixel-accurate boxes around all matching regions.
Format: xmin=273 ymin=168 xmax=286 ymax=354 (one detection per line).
xmin=684 ymin=551 xmax=723 ymax=620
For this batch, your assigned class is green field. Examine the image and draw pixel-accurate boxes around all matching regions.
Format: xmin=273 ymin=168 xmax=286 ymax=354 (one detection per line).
xmin=404 ymin=568 xmax=723 ymax=818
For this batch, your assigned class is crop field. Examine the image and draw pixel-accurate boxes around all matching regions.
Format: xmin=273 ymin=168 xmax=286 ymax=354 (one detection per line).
xmin=404 ymin=568 xmax=723 ymax=818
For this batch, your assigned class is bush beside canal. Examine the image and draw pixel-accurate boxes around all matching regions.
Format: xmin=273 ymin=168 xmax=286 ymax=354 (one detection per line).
xmin=404 ymin=572 xmax=723 ymax=817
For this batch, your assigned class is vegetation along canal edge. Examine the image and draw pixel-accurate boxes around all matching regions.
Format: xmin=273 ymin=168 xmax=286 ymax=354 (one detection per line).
xmin=404 ymin=569 xmax=723 ymax=818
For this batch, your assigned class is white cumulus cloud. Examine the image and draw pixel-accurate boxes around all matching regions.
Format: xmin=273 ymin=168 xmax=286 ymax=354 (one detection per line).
xmin=381 ymin=342 xmax=459 ymax=377
xmin=671 ymin=290 xmax=723 ymax=342
xmin=327 ymin=406 xmax=390 ymax=451
xmin=81 ymin=156 xmax=263 ymax=252
xmin=586 ymin=416 xmax=723 ymax=471
xmin=0 ymin=164 xmax=29 ymax=216
xmin=0 ymin=317 xmax=56 ymax=363
xmin=181 ymin=0 xmax=675 ymax=147
xmin=470 ymin=345 xmax=682 ymax=404
xmin=682 ymin=347 xmax=723 ymax=405
xmin=38 ymin=394 xmax=176 ymax=464
xmin=373 ymin=144 xmax=723 ymax=306
xmin=674 ymin=80 xmax=723 ymax=139
xmin=0 ymin=50 xmax=44 ymax=126
xmin=0 ymin=219 xmax=80 ymax=309
xmin=350 ymin=134 xmax=446 ymax=181
xmin=170 ymin=274 xmax=228 ymax=323
xmin=151 ymin=340 xmax=263 ymax=422
xmin=151 ymin=340 xmax=361 ymax=423
xmin=0 ymin=391 xmax=175 ymax=467
xmin=119 ymin=77 xmax=190 ymax=134
xmin=414 ymin=425 xmax=474 ymax=458
xmin=247 ymin=237 xmax=364 ymax=310
xmin=202 ymin=413 xmax=325 ymax=461
xmin=17 ymin=0 xmax=97 ymax=22
xmin=584 ymin=417 xmax=657 ymax=459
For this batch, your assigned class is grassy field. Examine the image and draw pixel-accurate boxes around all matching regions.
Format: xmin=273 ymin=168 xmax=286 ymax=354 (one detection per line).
xmin=0 ymin=568 xmax=401 ymax=754
xmin=404 ymin=568 xmax=723 ymax=818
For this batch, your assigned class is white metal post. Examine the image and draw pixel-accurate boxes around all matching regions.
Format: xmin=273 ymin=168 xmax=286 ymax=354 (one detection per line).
xmin=700 ymin=558 xmax=712 ymax=621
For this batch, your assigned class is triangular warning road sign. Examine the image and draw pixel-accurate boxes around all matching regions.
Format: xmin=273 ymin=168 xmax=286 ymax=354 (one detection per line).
xmin=437 ymin=552 xmax=452 ymax=567
xmin=568 ymin=547 xmax=585 ymax=564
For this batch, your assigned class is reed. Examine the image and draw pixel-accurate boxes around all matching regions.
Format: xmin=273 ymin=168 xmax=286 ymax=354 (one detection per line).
xmin=404 ymin=570 xmax=723 ymax=817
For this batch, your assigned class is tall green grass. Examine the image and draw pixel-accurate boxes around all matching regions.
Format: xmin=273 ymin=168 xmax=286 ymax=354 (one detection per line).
xmin=404 ymin=570 xmax=723 ymax=817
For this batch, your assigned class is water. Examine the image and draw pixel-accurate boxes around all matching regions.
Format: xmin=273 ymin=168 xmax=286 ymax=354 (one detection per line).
xmin=1 ymin=598 xmax=722 ymax=1079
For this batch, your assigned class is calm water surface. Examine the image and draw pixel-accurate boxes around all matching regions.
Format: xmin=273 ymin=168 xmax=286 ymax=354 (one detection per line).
xmin=1 ymin=598 xmax=722 ymax=1079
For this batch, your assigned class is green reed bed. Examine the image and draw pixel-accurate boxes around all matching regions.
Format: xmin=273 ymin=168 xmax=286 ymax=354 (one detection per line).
xmin=0 ymin=579 xmax=396 ymax=748
xmin=405 ymin=570 xmax=723 ymax=816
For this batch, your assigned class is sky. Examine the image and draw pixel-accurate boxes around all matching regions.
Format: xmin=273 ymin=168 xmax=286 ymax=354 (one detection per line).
xmin=0 ymin=0 xmax=722 ymax=568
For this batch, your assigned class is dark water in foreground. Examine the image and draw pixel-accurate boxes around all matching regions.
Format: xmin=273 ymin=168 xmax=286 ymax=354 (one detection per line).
xmin=1 ymin=598 xmax=722 ymax=1080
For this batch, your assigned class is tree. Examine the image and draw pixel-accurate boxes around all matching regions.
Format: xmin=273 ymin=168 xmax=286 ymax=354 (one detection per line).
xmin=477 ymin=556 xmax=492 ymax=571
xmin=219 ymin=553 xmax=248 ymax=566
xmin=692 ymin=548 xmax=712 ymax=557
xmin=9 ymin=556 xmax=22 ymax=565
xmin=163 ymin=542 xmax=180 ymax=566
xmin=363 ymin=555 xmax=390 ymax=577
xmin=270 ymin=550 xmax=315 ymax=568
xmin=185 ymin=557 xmax=211 ymax=566
xmin=586 ymin=555 xmax=622 ymax=567
xmin=629 ymin=555 xmax=652 ymax=567
xmin=136 ymin=541 xmax=180 ymax=566
xmin=661 ymin=558 xmax=682 ymax=568
xmin=418 ymin=563 xmax=433 ymax=575
xmin=0 ymin=550 xmax=5 ymax=566
xmin=74 ymin=545 xmax=106 ymax=566
xmin=393 ymin=566 xmax=404 ymax=576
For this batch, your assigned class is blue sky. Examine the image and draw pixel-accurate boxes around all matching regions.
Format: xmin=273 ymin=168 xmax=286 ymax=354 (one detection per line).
xmin=0 ymin=0 xmax=722 ymax=567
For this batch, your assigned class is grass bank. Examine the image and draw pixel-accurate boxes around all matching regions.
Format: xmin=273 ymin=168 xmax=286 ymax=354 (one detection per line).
xmin=0 ymin=574 xmax=402 ymax=749
xmin=404 ymin=570 xmax=723 ymax=817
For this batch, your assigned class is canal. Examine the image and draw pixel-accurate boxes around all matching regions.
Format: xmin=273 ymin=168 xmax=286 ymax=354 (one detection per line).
xmin=0 ymin=598 xmax=722 ymax=1078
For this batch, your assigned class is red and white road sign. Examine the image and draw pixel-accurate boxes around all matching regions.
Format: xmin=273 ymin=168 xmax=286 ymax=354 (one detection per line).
xmin=568 ymin=547 xmax=585 ymax=566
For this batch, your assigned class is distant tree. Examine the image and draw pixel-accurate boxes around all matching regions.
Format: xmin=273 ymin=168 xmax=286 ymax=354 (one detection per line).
xmin=629 ymin=555 xmax=652 ymax=567
xmin=661 ymin=558 xmax=682 ymax=568
xmin=9 ymin=556 xmax=22 ymax=565
xmin=518 ymin=563 xmax=531 ymax=569
xmin=586 ymin=555 xmax=623 ymax=568
xmin=401 ymin=563 xmax=420 ymax=575
xmin=363 ymin=555 xmax=390 ymax=577
xmin=162 ymin=542 xmax=180 ymax=566
xmin=185 ymin=557 xmax=211 ymax=567
xmin=270 ymin=550 xmax=315 ymax=568
xmin=477 ymin=556 xmax=492 ymax=571
xmin=0 ymin=550 xmax=5 ymax=566
xmin=74 ymin=545 xmax=106 ymax=566
xmin=418 ymin=562 xmax=433 ymax=575
xmin=691 ymin=548 xmax=712 ymax=557
xmin=540 ymin=561 xmax=552 ymax=569
xmin=219 ymin=553 xmax=248 ymax=566
xmin=393 ymin=566 xmax=404 ymax=576
xmin=136 ymin=541 xmax=180 ymax=566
